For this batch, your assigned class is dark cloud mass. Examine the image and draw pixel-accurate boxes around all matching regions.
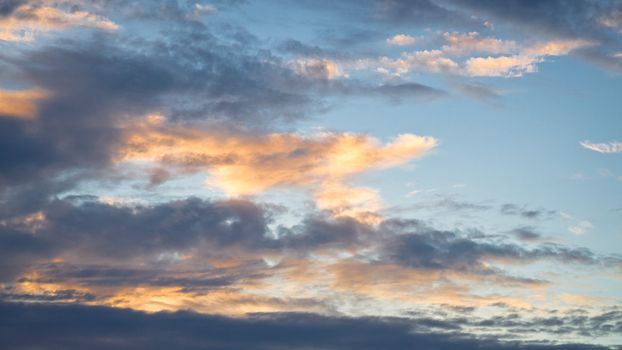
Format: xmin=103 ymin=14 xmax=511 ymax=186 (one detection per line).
xmin=0 ymin=197 xmax=616 ymax=290
xmin=0 ymin=302 xmax=614 ymax=350
xmin=0 ymin=0 xmax=24 ymax=17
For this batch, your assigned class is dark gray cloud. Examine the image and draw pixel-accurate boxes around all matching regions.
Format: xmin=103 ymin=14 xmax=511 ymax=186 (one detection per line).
xmin=469 ymin=308 xmax=622 ymax=339
xmin=511 ymin=227 xmax=543 ymax=242
xmin=0 ymin=302 xmax=613 ymax=350
xmin=0 ymin=285 xmax=97 ymax=303
xmin=0 ymin=0 xmax=24 ymax=17
xmin=405 ymin=195 xmax=493 ymax=213
xmin=0 ymin=197 xmax=275 ymax=281
xmin=378 ymin=219 xmax=604 ymax=273
xmin=2 ymin=196 xmax=616 ymax=290
xmin=500 ymin=204 xmax=555 ymax=220
xmin=452 ymin=0 xmax=621 ymax=40
xmin=21 ymin=263 xmax=260 ymax=291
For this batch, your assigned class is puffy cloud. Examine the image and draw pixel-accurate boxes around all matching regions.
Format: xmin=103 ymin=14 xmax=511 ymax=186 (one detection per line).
xmin=580 ymin=140 xmax=622 ymax=154
xmin=386 ymin=34 xmax=418 ymax=46
xmin=464 ymin=55 xmax=539 ymax=77
xmin=374 ymin=50 xmax=459 ymax=76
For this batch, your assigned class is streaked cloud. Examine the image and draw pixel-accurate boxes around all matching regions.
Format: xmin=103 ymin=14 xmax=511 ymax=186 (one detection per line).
xmin=119 ymin=117 xmax=437 ymax=219
xmin=580 ymin=140 xmax=622 ymax=154
xmin=442 ymin=32 xmax=517 ymax=55
xmin=0 ymin=2 xmax=118 ymax=42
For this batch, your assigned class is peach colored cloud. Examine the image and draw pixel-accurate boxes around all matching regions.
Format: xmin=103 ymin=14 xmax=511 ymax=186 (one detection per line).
xmin=464 ymin=55 xmax=540 ymax=77
xmin=463 ymin=39 xmax=593 ymax=77
xmin=349 ymin=36 xmax=593 ymax=78
xmin=0 ymin=3 xmax=118 ymax=42
xmin=386 ymin=34 xmax=418 ymax=46
xmin=442 ymin=32 xmax=518 ymax=55
xmin=118 ymin=117 xmax=437 ymax=220
xmin=0 ymin=89 xmax=47 ymax=118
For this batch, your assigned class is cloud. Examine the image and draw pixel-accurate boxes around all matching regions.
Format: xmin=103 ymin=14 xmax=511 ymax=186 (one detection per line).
xmin=386 ymin=34 xmax=418 ymax=46
xmin=569 ymin=220 xmax=593 ymax=236
xmin=378 ymin=219 xmax=601 ymax=273
xmin=0 ymin=2 xmax=118 ymax=42
xmin=0 ymin=302 xmax=614 ymax=350
xmin=511 ymin=227 xmax=543 ymax=242
xmin=1 ymin=194 xmax=617 ymax=315
xmin=451 ymin=0 xmax=622 ymax=72
xmin=500 ymin=204 xmax=554 ymax=220
xmin=289 ymin=58 xmax=344 ymax=79
xmin=119 ymin=118 xmax=437 ymax=218
xmin=580 ymin=141 xmax=622 ymax=154
xmin=0 ymin=0 xmax=26 ymax=17
xmin=0 ymin=88 xmax=46 ymax=118
xmin=362 ymin=36 xmax=592 ymax=78
xmin=463 ymin=39 xmax=593 ymax=77
xmin=524 ymin=39 xmax=595 ymax=56
xmin=464 ymin=55 xmax=540 ymax=77
xmin=442 ymin=32 xmax=517 ymax=55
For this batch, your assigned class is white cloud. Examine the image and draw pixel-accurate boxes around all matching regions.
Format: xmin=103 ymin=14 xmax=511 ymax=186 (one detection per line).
xmin=195 ymin=3 xmax=217 ymax=14
xmin=580 ymin=141 xmax=622 ymax=154
xmin=560 ymin=212 xmax=593 ymax=236
xmin=569 ymin=220 xmax=593 ymax=236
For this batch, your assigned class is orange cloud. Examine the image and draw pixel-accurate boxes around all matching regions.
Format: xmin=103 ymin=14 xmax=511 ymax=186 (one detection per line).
xmin=0 ymin=3 xmax=118 ymax=42
xmin=0 ymin=89 xmax=47 ymax=118
xmin=118 ymin=117 xmax=437 ymax=220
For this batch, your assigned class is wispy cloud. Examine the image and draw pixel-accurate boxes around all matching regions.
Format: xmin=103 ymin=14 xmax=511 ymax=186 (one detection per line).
xmin=0 ymin=2 xmax=118 ymax=42
xmin=580 ymin=140 xmax=622 ymax=154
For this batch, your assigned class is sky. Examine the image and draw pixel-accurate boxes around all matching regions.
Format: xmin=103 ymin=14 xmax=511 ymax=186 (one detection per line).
xmin=0 ymin=0 xmax=621 ymax=349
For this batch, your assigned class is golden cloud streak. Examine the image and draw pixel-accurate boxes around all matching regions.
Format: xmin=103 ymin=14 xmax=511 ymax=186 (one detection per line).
xmin=118 ymin=116 xmax=437 ymax=222
xmin=0 ymin=3 xmax=118 ymax=42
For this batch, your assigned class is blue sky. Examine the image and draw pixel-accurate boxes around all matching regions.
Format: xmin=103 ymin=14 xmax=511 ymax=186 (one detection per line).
xmin=0 ymin=1 xmax=621 ymax=349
